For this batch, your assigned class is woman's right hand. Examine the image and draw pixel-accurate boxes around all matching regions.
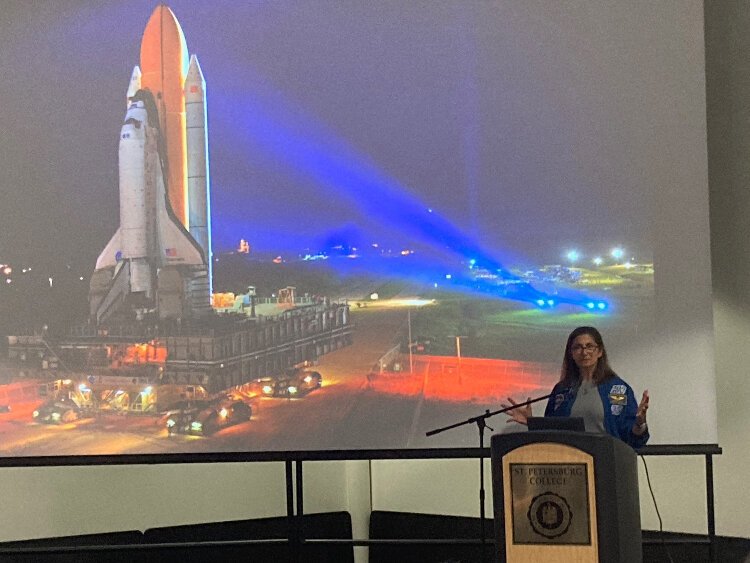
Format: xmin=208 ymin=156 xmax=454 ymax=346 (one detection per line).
xmin=501 ymin=397 xmax=532 ymax=425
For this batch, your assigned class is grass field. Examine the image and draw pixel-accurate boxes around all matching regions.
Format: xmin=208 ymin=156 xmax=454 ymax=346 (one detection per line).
xmin=406 ymin=293 xmax=654 ymax=364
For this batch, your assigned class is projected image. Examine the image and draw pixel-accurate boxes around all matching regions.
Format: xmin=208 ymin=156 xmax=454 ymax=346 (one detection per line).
xmin=1 ymin=1 xmax=695 ymax=456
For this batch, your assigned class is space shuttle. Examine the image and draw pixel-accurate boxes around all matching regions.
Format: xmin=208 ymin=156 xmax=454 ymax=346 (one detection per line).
xmin=89 ymin=5 xmax=212 ymax=324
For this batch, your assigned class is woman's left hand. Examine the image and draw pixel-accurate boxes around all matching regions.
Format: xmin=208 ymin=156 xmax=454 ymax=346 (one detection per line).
xmin=633 ymin=390 xmax=649 ymax=434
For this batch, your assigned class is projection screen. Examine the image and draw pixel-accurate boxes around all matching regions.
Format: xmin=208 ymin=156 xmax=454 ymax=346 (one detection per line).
xmin=0 ymin=0 xmax=715 ymax=458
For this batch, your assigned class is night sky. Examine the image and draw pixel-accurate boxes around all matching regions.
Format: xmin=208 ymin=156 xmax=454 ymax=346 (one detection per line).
xmin=0 ymin=1 xmax=706 ymax=271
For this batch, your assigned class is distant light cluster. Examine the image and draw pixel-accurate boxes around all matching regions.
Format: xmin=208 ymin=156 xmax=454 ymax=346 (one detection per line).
xmin=562 ymin=246 xmax=638 ymax=266
xmin=0 ymin=260 xmax=88 ymax=288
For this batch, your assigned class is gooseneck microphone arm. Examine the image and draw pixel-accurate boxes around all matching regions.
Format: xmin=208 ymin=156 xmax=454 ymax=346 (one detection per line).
xmin=425 ymin=392 xmax=555 ymax=437
xmin=424 ymin=391 xmax=555 ymax=563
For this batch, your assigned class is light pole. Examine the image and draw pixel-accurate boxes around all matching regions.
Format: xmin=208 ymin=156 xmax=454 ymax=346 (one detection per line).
xmin=407 ymin=309 xmax=414 ymax=374
xmin=452 ymin=335 xmax=466 ymax=384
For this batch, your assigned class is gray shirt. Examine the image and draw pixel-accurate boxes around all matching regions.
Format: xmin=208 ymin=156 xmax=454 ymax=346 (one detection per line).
xmin=570 ymin=380 xmax=606 ymax=434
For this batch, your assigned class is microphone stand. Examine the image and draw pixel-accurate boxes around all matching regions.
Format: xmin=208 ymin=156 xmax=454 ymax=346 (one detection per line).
xmin=425 ymin=392 xmax=554 ymax=563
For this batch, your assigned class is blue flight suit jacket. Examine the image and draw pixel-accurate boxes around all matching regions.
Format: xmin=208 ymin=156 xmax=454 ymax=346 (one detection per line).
xmin=543 ymin=375 xmax=649 ymax=449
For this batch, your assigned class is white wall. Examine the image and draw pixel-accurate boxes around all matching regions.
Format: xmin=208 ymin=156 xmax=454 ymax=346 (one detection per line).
xmin=0 ymin=463 xmax=289 ymax=541
xmin=704 ymin=0 xmax=750 ymax=540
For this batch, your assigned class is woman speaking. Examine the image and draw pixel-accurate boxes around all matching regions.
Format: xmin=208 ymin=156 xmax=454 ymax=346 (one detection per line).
xmin=503 ymin=326 xmax=650 ymax=448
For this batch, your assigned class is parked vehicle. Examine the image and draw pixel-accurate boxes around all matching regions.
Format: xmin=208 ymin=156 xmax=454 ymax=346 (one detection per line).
xmin=258 ymin=369 xmax=322 ymax=398
xmin=166 ymin=399 xmax=251 ymax=436
xmin=32 ymin=397 xmax=83 ymax=424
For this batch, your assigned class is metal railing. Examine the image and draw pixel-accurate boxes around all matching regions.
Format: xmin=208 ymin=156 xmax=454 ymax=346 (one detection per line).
xmin=0 ymin=444 xmax=722 ymax=562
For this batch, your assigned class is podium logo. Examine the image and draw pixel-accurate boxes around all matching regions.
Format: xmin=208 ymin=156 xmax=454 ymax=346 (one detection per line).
xmin=527 ymin=492 xmax=573 ymax=539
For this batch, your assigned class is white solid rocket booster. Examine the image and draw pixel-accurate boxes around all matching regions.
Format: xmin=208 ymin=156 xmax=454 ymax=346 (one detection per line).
xmin=185 ymin=54 xmax=212 ymax=294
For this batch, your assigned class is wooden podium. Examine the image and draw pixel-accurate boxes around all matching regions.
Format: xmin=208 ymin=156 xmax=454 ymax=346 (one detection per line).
xmin=490 ymin=431 xmax=641 ymax=563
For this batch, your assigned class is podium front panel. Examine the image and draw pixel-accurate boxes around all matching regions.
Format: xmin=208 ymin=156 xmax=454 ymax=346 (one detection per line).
xmin=502 ymin=442 xmax=598 ymax=562
xmin=492 ymin=431 xmax=641 ymax=563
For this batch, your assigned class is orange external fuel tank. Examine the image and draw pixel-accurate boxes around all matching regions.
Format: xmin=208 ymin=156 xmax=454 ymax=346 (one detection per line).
xmin=139 ymin=5 xmax=190 ymax=228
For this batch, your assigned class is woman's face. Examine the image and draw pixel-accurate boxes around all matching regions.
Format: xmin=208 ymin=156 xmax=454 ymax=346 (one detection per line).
xmin=569 ymin=333 xmax=603 ymax=371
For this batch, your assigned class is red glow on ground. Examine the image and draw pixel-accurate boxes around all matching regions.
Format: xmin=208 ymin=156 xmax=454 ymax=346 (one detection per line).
xmin=366 ymin=355 xmax=559 ymax=403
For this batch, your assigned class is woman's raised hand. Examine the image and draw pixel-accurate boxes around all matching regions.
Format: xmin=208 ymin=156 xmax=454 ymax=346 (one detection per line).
xmin=501 ymin=396 xmax=532 ymax=425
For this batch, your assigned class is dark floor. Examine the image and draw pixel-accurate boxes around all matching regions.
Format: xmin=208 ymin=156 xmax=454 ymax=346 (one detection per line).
xmin=0 ymin=511 xmax=747 ymax=562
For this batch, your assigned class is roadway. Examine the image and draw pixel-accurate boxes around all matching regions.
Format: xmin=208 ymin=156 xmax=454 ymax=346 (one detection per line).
xmin=0 ymin=303 xmax=559 ymax=457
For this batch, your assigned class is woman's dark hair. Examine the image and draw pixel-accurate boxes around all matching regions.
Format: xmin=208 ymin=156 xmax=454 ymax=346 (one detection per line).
xmin=560 ymin=326 xmax=617 ymax=386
